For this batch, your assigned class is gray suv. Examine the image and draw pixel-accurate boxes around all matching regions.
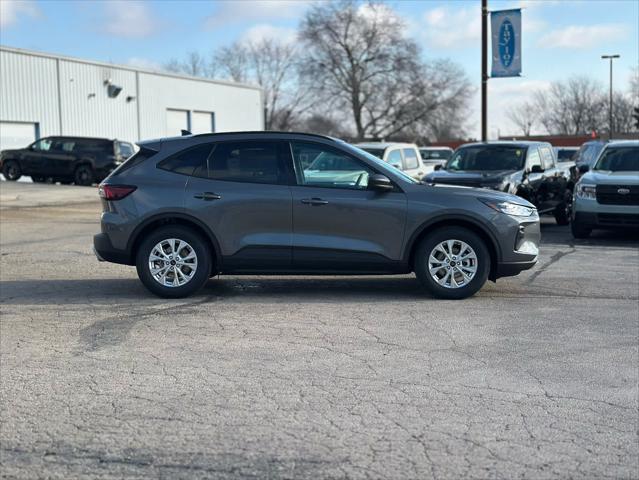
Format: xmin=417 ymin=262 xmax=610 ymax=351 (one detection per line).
xmin=94 ymin=132 xmax=540 ymax=299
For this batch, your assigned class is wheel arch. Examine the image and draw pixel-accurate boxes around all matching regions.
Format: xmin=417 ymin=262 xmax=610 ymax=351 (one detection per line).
xmin=404 ymin=215 xmax=501 ymax=281
xmin=127 ymin=213 xmax=222 ymax=272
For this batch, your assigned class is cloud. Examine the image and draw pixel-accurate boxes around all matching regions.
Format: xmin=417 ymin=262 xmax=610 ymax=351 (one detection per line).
xmin=0 ymin=0 xmax=41 ymax=27
xmin=419 ymin=6 xmax=481 ymax=49
xmin=101 ymin=1 xmax=161 ymax=38
xmin=538 ymin=24 xmax=628 ymax=49
xmin=205 ymin=0 xmax=310 ymax=29
xmin=239 ymin=24 xmax=297 ymax=45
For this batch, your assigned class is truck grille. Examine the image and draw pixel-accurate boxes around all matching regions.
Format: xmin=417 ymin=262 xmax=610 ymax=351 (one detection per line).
xmin=596 ymin=185 xmax=639 ymax=205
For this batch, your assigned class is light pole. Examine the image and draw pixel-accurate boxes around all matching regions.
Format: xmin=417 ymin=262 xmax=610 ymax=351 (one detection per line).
xmin=601 ymin=54 xmax=620 ymax=140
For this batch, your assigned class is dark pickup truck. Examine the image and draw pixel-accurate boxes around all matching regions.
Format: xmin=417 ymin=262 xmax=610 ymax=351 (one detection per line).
xmin=423 ymin=141 xmax=577 ymax=225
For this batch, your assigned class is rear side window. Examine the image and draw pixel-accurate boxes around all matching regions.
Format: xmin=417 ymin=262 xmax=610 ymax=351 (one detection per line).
xmin=158 ymin=143 xmax=213 ymax=176
xmin=118 ymin=142 xmax=134 ymax=158
xmin=205 ymin=141 xmax=286 ymax=185
xmin=539 ymin=146 xmax=555 ymax=169
xmin=403 ymin=148 xmax=419 ymax=169
xmin=113 ymin=147 xmax=156 ymax=176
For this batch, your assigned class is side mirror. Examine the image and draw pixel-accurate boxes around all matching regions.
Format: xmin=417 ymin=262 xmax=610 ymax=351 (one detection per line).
xmin=530 ymin=164 xmax=544 ymax=174
xmin=434 ymin=164 xmax=442 ymax=171
xmin=369 ymin=174 xmax=394 ymax=192
xmin=390 ymin=161 xmax=401 ymax=170
xmin=578 ymin=163 xmax=590 ymax=174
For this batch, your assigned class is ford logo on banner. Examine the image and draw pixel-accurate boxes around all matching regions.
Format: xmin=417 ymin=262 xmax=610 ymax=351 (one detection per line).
xmin=491 ymin=9 xmax=521 ymax=77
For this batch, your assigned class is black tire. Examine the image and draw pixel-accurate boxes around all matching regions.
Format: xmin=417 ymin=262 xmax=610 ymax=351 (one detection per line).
xmin=136 ymin=226 xmax=212 ymax=298
xmin=571 ymin=220 xmax=591 ymax=239
xmin=413 ymin=227 xmax=490 ymax=300
xmin=554 ymin=202 xmax=570 ymax=226
xmin=2 ymin=160 xmax=21 ymax=181
xmin=74 ymin=165 xmax=94 ymax=186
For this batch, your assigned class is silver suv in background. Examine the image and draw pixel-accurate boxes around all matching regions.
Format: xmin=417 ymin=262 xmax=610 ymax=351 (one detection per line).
xmin=571 ymin=141 xmax=639 ymax=238
xmin=419 ymin=146 xmax=453 ymax=171
xmin=355 ymin=142 xmax=428 ymax=179
xmin=94 ymin=132 xmax=540 ymax=299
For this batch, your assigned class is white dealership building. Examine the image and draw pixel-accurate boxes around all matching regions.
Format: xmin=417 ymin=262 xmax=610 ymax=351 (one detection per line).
xmin=0 ymin=46 xmax=264 ymax=152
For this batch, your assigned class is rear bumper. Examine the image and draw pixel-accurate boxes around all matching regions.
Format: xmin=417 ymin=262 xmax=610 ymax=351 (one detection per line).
xmin=93 ymin=233 xmax=132 ymax=265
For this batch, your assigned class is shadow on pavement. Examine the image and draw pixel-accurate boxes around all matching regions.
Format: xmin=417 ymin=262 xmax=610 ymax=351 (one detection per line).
xmin=540 ymin=219 xmax=639 ymax=248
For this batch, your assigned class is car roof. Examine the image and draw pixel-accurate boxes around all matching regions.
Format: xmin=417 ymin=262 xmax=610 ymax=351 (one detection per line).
xmin=419 ymin=146 xmax=453 ymax=150
xmin=355 ymin=142 xmax=416 ymax=149
xmin=459 ymin=141 xmax=551 ymax=148
xmin=167 ymin=131 xmax=336 ymax=142
xmin=603 ymin=140 xmax=639 ymax=148
xmin=43 ymin=135 xmax=113 ymax=141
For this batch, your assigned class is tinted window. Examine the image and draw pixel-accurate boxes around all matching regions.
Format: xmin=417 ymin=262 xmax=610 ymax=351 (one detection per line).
xmin=158 ymin=143 xmax=213 ymax=176
xmin=594 ymin=147 xmax=639 ymax=172
xmin=387 ymin=149 xmax=402 ymax=166
xmin=421 ymin=149 xmax=452 ymax=160
xmin=207 ymin=141 xmax=285 ymax=185
xmin=112 ymin=147 xmax=156 ymax=176
xmin=51 ymin=139 xmax=76 ymax=153
xmin=292 ymin=141 xmax=373 ymax=190
xmin=403 ymin=148 xmax=419 ymax=169
xmin=74 ymin=139 xmax=112 ymax=153
xmin=447 ymin=146 xmax=526 ymax=171
xmin=556 ymin=148 xmax=577 ymax=161
xmin=539 ymin=146 xmax=555 ymax=169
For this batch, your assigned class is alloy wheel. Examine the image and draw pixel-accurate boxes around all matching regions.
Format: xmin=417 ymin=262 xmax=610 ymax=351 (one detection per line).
xmin=428 ymin=239 xmax=478 ymax=289
xmin=148 ymin=238 xmax=198 ymax=287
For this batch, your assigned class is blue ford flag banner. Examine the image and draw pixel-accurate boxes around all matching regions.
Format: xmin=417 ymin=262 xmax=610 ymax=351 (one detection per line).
xmin=491 ymin=9 xmax=522 ymax=77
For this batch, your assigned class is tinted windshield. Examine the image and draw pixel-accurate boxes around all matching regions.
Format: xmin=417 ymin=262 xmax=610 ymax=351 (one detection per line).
xmin=594 ymin=146 xmax=639 ymax=172
xmin=360 ymin=148 xmax=385 ymax=159
xmin=420 ymin=149 xmax=452 ymax=160
xmin=446 ymin=146 xmax=526 ymax=171
xmin=343 ymin=143 xmax=418 ymax=184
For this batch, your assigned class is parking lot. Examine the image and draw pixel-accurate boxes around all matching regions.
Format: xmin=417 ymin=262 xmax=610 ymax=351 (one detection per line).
xmin=1 ymin=181 xmax=637 ymax=479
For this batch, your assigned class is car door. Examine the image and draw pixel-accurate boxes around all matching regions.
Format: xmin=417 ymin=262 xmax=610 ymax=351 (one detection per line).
xmin=47 ymin=138 xmax=78 ymax=177
xmin=21 ymin=137 xmax=53 ymax=174
xmin=183 ymin=139 xmax=294 ymax=272
xmin=289 ymin=141 xmax=408 ymax=272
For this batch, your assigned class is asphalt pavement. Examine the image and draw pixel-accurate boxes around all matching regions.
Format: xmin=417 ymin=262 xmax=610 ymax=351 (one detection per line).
xmin=1 ymin=181 xmax=637 ymax=479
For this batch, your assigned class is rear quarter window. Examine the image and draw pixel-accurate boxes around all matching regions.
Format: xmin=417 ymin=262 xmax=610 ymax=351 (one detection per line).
xmin=157 ymin=143 xmax=213 ymax=176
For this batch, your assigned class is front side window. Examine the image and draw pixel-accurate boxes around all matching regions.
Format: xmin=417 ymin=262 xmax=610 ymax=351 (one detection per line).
xmin=207 ymin=141 xmax=285 ymax=185
xmin=403 ymin=148 xmax=419 ymax=169
xmin=594 ymin=146 xmax=639 ymax=172
xmin=386 ymin=149 xmax=402 ymax=167
xmin=31 ymin=138 xmax=52 ymax=151
xmin=158 ymin=143 xmax=213 ymax=176
xmin=447 ymin=146 xmax=526 ymax=171
xmin=292 ymin=141 xmax=373 ymax=190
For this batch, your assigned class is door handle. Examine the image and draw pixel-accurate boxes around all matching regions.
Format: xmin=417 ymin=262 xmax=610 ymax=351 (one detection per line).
xmin=301 ymin=198 xmax=329 ymax=206
xmin=194 ymin=192 xmax=221 ymax=201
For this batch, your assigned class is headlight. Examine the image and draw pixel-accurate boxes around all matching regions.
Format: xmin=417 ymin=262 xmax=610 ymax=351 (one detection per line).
xmin=575 ymin=183 xmax=596 ymax=199
xmin=480 ymin=199 xmax=535 ymax=217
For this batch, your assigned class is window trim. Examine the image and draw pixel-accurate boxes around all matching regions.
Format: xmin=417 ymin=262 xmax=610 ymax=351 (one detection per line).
xmin=289 ymin=140 xmax=401 ymax=192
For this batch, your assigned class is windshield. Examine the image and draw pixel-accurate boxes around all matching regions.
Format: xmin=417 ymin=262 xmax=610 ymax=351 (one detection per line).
xmin=343 ymin=143 xmax=418 ymax=184
xmin=420 ymin=149 xmax=452 ymax=161
xmin=576 ymin=143 xmax=604 ymax=166
xmin=594 ymin=146 xmax=639 ymax=172
xmin=360 ymin=148 xmax=385 ymax=159
xmin=445 ymin=146 xmax=526 ymax=171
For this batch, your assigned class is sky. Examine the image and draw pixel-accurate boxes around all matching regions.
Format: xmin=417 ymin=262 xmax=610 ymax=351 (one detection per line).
xmin=0 ymin=0 xmax=637 ymax=139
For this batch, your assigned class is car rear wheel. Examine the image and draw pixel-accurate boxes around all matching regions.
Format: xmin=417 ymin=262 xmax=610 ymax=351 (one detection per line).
xmin=413 ymin=227 xmax=490 ymax=300
xmin=74 ymin=165 xmax=94 ymax=186
xmin=2 ymin=160 xmax=21 ymax=181
xmin=136 ymin=226 xmax=212 ymax=298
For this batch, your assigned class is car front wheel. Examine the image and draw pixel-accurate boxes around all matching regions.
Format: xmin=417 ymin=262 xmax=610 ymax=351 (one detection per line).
xmin=413 ymin=227 xmax=490 ymax=300
xmin=2 ymin=160 xmax=22 ymax=181
xmin=136 ymin=226 xmax=212 ymax=298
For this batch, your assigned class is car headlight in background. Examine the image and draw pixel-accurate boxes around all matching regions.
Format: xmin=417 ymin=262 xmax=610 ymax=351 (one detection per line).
xmin=575 ymin=183 xmax=596 ymax=199
xmin=480 ymin=199 xmax=535 ymax=217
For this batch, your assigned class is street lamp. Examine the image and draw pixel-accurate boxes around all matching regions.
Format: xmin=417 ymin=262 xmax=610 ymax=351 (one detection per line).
xmin=601 ymin=54 xmax=620 ymax=140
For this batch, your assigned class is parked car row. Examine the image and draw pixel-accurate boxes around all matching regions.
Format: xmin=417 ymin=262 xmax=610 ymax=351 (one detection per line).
xmin=0 ymin=136 xmax=136 ymax=185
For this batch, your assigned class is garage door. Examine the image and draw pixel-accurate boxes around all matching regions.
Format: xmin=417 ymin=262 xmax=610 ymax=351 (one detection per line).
xmin=191 ymin=111 xmax=215 ymax=134
xmin=0 ymin=122 xmax=37 ymax=152
xmin=166 ymin=109 xmax=189 ymax=136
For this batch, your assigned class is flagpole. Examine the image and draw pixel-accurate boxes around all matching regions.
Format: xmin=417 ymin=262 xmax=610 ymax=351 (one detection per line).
xmin=481 ymin=0 xmax=488 ymax=142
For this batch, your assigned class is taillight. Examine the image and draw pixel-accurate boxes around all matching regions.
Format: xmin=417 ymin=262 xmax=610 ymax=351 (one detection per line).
xmin=99 ymin=184 xmax=137 ymax=201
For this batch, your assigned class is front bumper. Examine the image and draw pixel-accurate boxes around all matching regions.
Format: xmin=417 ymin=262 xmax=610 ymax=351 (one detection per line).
xmin=573 ymin=211 xmax=639 ymax=229
xmin=93 ymin=233 xmax=132 ymax=265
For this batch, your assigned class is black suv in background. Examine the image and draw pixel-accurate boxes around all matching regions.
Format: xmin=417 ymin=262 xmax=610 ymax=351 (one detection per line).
xmin=1 ymin=136 xmax=135 ymax=185
xmin=424 ymin=141 xmax=577 ymax=225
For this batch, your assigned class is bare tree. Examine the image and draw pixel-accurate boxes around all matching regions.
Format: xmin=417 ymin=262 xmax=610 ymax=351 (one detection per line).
xmin=506 ymin=102 xmax=536 ymax=136
xmin=299 ymin=1 xmax=472 ymax=141
xmin=532 ymin=76 xmax=605 ymax=135
xmin=213 ymin=39 xmax=313 ymax=130
xmin=164 ymin=51 xmax=213 ymax=77
xmin=611 ymin=91 xmax=637 ymax=133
